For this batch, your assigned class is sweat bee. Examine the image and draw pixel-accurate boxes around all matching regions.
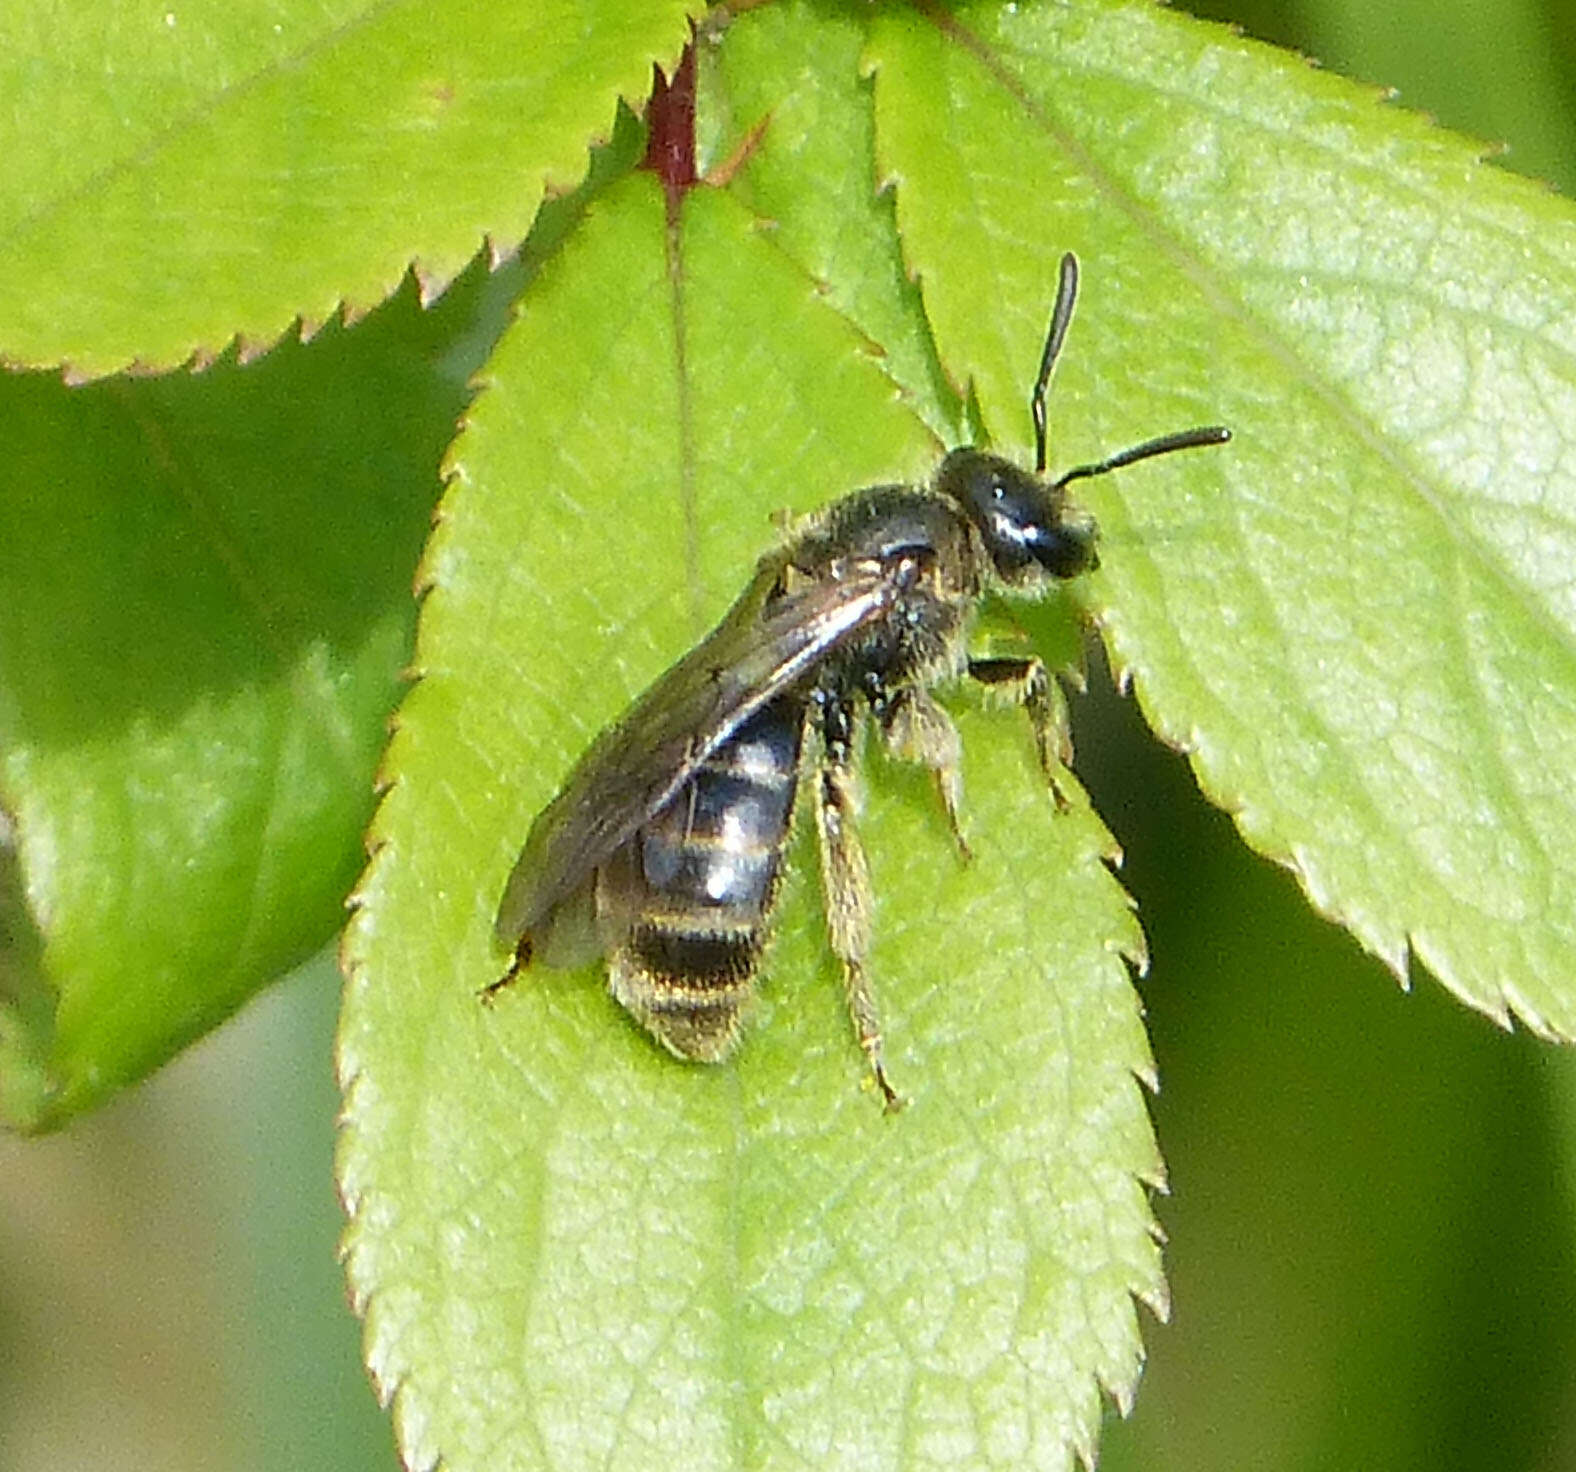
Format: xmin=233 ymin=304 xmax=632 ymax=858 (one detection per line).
xmin=491 ymin=253 xmax=1229 ymax=1108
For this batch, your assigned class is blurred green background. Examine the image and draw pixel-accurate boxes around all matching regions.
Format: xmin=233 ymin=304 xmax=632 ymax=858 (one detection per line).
xmin=4 ymin=2 xmax=1576 ymax=1467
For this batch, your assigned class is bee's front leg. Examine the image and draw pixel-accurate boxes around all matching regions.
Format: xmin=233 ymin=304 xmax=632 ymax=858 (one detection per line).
xmin=967 ymin=655 xmax=1074 ymax=810
xmin=813 ymin=692 xmax=905 ymax=1113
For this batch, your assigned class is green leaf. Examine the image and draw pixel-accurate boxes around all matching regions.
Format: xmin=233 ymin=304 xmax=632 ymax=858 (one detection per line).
xmin=845 ymin=0 xmax=1576 ymax=1037
xmin=338 ymin=2 xmax=1576 ymax=1464
xmin=1267 ymin=0 xmax=1576 ymax=194
xmin=0 ymin=0 xmax=695 ymax=378
xmin=338 ymin=173 xmax=1165 ymax=1470
xmin=0 ymin=276 xmax=467 ymax=1130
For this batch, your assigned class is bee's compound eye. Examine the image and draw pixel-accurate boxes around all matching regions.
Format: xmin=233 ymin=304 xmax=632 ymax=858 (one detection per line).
xmin=1026 ymin=521 xmax=1096 ymax=578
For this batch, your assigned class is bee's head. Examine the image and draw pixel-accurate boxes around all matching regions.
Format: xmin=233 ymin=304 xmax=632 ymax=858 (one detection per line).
xmin=933 ymin=250 xmax=1230 ymax=594
xmin=936 ymin=448 xmax=1097 ymax=587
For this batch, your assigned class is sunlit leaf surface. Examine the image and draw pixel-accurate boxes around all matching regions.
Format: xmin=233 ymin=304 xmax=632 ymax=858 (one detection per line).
xmin=851 ymin=0 xmax=1576 ymax=1036
xmin=0 ymin=0 xmax=695 ymax=377
xmin=339 ymin=174 xmax=1165 ymax=1471
xmin=337 ymin=2 xmax=1576 ymax=1467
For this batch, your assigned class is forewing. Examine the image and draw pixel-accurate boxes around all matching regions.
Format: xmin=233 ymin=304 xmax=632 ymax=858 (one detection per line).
xmin=495 ymin=561 xmax=898 ymax=947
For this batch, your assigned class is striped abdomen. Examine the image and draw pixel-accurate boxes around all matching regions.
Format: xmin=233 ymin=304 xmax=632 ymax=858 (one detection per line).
xmin=602 ymin=695 xmax=805 ymax=1061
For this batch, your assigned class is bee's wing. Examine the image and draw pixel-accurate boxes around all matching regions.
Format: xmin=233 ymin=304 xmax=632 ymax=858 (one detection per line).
xmin=495 ymin=559 xmax=900 ymax=948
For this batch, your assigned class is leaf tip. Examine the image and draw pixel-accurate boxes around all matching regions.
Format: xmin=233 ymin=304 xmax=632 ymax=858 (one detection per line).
xmin=412 ymin=261 xmax=460 ymax=312
xmin=1136 ymin=1271 xmax=1173 ymax=1330
xmin=235 ymin=326 xmax=290 ymax=368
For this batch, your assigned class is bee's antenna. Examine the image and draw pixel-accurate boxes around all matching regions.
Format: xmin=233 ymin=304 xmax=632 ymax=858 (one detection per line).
xmin=1032 ymin=252 xmax=1080 ymax=476
xmin=1053 ymin=424 xmax=1232 ymax=491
